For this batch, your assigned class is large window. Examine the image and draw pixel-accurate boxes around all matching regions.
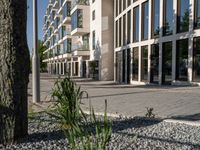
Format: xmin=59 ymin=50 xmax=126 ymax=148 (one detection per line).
xmin=176 ymin=39 xmax=188 ymax=81
xmin=116 ymin=0 xmax=118 ymax=16
xmin=162 ymin=42 xmax=172 ymax=84
xmin=132 ymin=47 xmax=139 ymax=80
xmin=142 ymin=1 xmax=149 ymax=40
xmin=115 ymin=20 xmax=118 ymax=48
xmin=119 ymin=18 xmax=122 ymax=46
xmin=194 ymin=0 xmax=200 ymax=28
xmin=141 ymin=46 xmax=148 ymax=81
xmin=177 ymin=0 xmax=189 ymax=33
xmin=63 ymin=39 xmax=71 ymax=54
xmin=193 ymin=37 xmax=200 ymax=82
xmin=152 ymin=0 xmax=160 ymax=38
xmin=127 ymin=10 xmax=131 ymax=44
xmin=123 ymin=14 xmax=126 ymax=45
xmin=123 ymin=0 xmax=126 ymax=10
xmin=150 ymin=44 xmax=159 ymax=83
xmin=133 ymin=6 xmax=139 ymax=42
xmin=163 ymin=0 xmax=173 ymax=36
xmin=71 ymin=9 xmax=83 ymax=31
xmin=63 ymin=2 xmax=71 ymax=19
xmin=92 ymin=31 xmax=95 ymax=50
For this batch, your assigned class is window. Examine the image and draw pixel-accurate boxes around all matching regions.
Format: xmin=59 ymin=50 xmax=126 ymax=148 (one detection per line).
xmin=116 ymin=0 xmax=118 ymax=16
xmin=132 ymin=47 xmax=139 ymax=80
xmin=150 ymin=44 xmax=159 ymax=83
xmin=92 ymin=0 xmax=95 ymax=3
xmin=133 ymin=6 xmax=139 ymax=42
xmin=163 ymin=0 xmax=173 ymax=36
xmin=115 ymin=20 xmax=118 ymax=48
xmin=119 ymin=0 xmax=122 ymax=14
xmin=127 ymin=0 xmax=131 ymax=6
xmin=141 ymin=46 xmax=148 ymax=81
xmin=177 ymin=0 xmax=189 ymax=33
xmin=151 ymin=0 xmax=160 ymax=38
xmin=92 ymin=31 xmax=95 ymax=50
xmin=63 ymin=2 xmax=71 ymax=18
xmin=194 ymin=0 xmax=200 ymax=28
xmin=123 ymin=0 xmax=126 ymax=10
xmin=71 ymin=9 xmax=83 ymax=30
xmin=193 ymin=37 xmax=200 ymax=81
xmin=127 ymin=10 xmax=131 ymax=44
xmin=176 ymin=39 xmax=188 ymax=81
xmin=142 ymin=1 xmax=149 ymax=41
xmin=119 ymin=18 xmax=122 ymax=46
xmin=123 ymin=14 xmax=126 ymax=45
xmin=92 ymin=10 xmax=95 ymax=20
xmin=162 ymin=42 xmax=172 ymax=84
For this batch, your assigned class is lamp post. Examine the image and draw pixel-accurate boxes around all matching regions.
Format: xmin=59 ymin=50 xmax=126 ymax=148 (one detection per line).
xmin=32 ymin=0 xmax=40 ymax=103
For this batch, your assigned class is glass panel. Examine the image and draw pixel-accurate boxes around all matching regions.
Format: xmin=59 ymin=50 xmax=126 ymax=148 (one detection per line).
xmin=176 ymin=39 xmax=188 ymax=81
xmin=162 ymin=42 xmax=172 ymax=84
xmin=152 ymin=0 xmax=160 ymax=38
xmin=133 ymin=6 xmax=139 ymax=42
xmin=119 ymin=18 xmax=122 ymax=46
xmin=132 ymin=47 xmax=139 ymax=80
xmin=123 ymin=14 xmax=126 ymax=45
xmin=127 ymin=10 xmax=131 ymax=44
xmin=142 ymin=1 xmax=149 ymax=40
xmin=115 ymin=20 xmax=118 ymax=47
xmin=150 ymin=44 xmax=159 ymax=83
xmin=193 ymin=37 xmax=200 ymax=81
xmin=71 ymin=9 xmax=83 ymax=31
xmin=194 ymin=0 xmax=200 ymax=28
xmin=177 ymin=0 xmax=189 ymax=33
xmin=141 ymin=46 xmax=148 ymax=81
xmin=163 ymin=0 xmax=173 ymax=36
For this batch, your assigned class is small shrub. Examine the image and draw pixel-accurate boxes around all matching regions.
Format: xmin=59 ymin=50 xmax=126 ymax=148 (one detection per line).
xmin=145 ymin=107 xmax=155 ymax=118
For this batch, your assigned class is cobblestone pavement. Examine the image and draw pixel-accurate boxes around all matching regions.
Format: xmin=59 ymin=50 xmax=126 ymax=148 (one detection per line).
xmin=28 ymin=74 xmax=200 ymax=122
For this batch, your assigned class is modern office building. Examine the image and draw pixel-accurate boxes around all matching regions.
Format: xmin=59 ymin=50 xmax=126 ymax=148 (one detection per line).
xmin=43 ymin=0 xmax=200 ymax=85
xmin=114 ymin=0 xmax=200 ymax=85
xmin=43 ymin=0 xmax=114 ymax=81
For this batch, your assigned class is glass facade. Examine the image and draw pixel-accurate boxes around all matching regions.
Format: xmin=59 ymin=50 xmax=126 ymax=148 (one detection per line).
xmin=150 ymin=44 xmax=159 ymax=83
xmin=176 ymin=39 xmax=188 ymax=81
xmin=194 ymin=0 xmax=200 ymax=28
xmin=71 ymin=9 xmax=83 ymax=31
xmin=127 ymin=10 xmax=131 ymax=44
xmin=177 ymin=0 xmax=189 ymax=33
xmin=193 ymin=37 xmax=200 ymax=82
xmin=141 ymin=46 xmax=148 ymax=81
xmin=123 ymin=14 xmax=126 ymax=45
xmin=142 ymin=1 xmax=149 ymax=40
xmin=152 ymin=0 xmax=160 ymax=38
xmin=163 ymin=0 xmax=173 ymax=36
xmin=133 ymin=6 xmax=139 ymax=42
xmin=132 ymin=47 xmax=139 ymax=80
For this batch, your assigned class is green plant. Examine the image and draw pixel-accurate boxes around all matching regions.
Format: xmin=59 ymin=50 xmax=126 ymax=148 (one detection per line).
xmin=145 ymin=107 xmax=155 ymax=118
xmin=47 ymin=77 xmax=88 ymax=129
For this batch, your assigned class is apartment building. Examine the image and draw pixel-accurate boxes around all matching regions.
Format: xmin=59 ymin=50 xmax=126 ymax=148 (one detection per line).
xmin=115 ymin=0 xmax=200 ymax=85
xmin=43 ymin=0 xmax=114 ymax=81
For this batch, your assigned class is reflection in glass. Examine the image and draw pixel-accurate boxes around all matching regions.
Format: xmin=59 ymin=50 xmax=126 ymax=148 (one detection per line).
xmin=133 ymin=6 xmax=139 ymax=42
xmin=132 ymin=47 xmax=139 ymax=80
xmin=193 ymin=37 xmax=200 ymax=81
xmin=141 ymin=46 xmax=148 ymax=81
xmin=142 ymin=1 xmax=149 ymax=40
xmin=177 ymin=0 xmax=189 ymax=33
xmin=162 ymin=42 xmax=172 ymax=84
xmin=194 ymin=0 xmax=200 ymax=28
xmin=163 ymin=0 xmax=173 ymax=36
xmin=152 ymin=0 xmax=160 ymax=38
xmin=150 ymin=44 xmax=159 ymax=83
xmin=176 ymin=39 xmax=188 ymax=81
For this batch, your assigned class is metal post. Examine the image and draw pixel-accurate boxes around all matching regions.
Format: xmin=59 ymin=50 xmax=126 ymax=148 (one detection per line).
xmin=32 ymin=0 xmax=40 ymax=103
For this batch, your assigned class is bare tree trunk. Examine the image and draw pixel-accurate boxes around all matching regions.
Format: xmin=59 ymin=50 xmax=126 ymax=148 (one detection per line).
xmin=0 ymin=0 xmax=30 ymax=144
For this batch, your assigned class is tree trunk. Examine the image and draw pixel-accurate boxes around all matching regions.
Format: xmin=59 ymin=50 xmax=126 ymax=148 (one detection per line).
xmin=0 ymin=0 xmax=30 ymax=144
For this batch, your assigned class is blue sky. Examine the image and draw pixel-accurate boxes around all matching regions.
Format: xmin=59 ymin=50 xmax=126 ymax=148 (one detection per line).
xmin=27 ymin=0 xmax=48 ymax=54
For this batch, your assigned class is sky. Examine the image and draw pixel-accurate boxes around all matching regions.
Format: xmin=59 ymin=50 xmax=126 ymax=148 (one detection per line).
xmin=27 ymin=0 xmax=49 ymax=54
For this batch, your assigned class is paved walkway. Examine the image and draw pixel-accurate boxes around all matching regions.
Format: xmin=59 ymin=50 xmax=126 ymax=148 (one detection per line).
xmin=28 ymin=75 xmax=200 ymax=122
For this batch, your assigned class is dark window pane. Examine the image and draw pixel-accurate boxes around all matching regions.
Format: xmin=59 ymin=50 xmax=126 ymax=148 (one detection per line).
xmin=176 ymin=39 xmax=188 ymax=81
xmin=132 ymin=47 xmax=139 ymax=80
xmin=133 ymin=6 xmax=139 ymax=42
xmin=193 ymin=37 xmax=200 ymax=81
xmin=194 ymin=0 xmax=200 ymax=28
xmin=177 ymin=0 xmax=189 ymax=33
xmin=150 ymin=44 xmax=159 ymax=83
xmin=141 ymin=46 xmax=148 ymax=81
xmin=127 ymin=10 xmax=131 ymax=44
xmin=152 ymin=0 xmax=160 ymax=38
xmin=163 ymin=0 xmax=173 ymax=36
xmin=142 ymin=1 xmax=149 ymax=40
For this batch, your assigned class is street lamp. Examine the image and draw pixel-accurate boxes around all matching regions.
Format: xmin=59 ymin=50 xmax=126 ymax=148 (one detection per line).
xmin=32 ymin=0 xmax=40 ymax=103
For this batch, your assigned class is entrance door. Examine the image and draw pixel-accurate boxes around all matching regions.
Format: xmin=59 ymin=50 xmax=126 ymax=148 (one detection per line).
xmin=150 ymin=44 xmax=159 ymax=83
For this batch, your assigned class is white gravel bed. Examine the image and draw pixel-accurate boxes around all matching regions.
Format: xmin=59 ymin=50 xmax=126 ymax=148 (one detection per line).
xmin=0 ymin=113 xmax=200 ymax=150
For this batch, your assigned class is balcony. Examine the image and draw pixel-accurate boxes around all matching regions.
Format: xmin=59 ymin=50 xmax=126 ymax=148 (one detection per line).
xmin=71 ymin=7 xmax=90 ymax=36
xmin=72 ymin=44 xmax=90 ymax=56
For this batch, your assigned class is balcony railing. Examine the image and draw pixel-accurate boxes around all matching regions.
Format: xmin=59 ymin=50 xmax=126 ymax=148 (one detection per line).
xmin=72 ymin=43 xmax=89 ymax=51
xmin=72 ymin=0 xmax=89 ymax=9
